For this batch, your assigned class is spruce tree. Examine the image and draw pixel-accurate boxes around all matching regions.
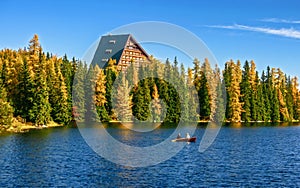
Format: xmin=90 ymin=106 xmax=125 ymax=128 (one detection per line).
xmin=198 ymin=73 xmax=211 ymax=120
xmin=271 ymin=88 xmax=280 ymax=122
xmin=224 ymin=60 xmax=243 ymax=122
xmin=29 ymin=53 xmax=52 ymax=125
xmin=72 ymin=61 xmax=87 ymax=121
xmin=151 ymin=83 xmax=163 ymax=122
xmin=240 ymin=61 xmax=251 ymax=122
xmin=50 ymin=59 xmax=71 ymax=124
xmin=84 ymin=64 xmax=98 ymax=122
xmin=95 ymin=65 xmax=109 ymax=121
xmin=291 ymin=77 xmax=300 ymax=120
xmin=113 ymin=72 xmax=132 ymax=122
xmin=15 ymin=58 xmax=35 ymax=120
xmin=104 ymin=59 xmax=117 ymax=120
xmin=286 ymin=76 xmax=294 ymax=121
xmin=132 ymin=67 xmax=151 ymax=121
xmin=0 ymin=78 xmax=13 ymax=128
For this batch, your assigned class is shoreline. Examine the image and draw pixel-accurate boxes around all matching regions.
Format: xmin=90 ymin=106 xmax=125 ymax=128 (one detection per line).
xmin=1 ymin=120 xmax=299 ymax=135
xmin=1 ymin=121 xmax=64 ymax=134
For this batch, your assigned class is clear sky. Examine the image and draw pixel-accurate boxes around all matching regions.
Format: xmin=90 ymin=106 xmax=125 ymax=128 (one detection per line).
xmin=1 ymin=0 xmax=300 ymax=77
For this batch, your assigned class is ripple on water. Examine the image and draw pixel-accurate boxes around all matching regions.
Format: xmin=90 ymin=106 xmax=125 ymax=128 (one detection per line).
xmin=0 ymin=125 xmax=299 ymax=187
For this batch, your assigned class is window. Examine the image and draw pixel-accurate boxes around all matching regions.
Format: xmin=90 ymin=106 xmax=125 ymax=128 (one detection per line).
xmin=109 ymin=40 xmax=116 ymax=44
xmin=105 ymin=49 xmax=112 ymax=53
xmin=102 ymin=58 xmax=108 ymax=62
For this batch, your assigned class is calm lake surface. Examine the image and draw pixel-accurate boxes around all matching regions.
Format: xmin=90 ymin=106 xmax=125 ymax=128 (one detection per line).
xmin=0 ymin=123 xmax=300 ymax=187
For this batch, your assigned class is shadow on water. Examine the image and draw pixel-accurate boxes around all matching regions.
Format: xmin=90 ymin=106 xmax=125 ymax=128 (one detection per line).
xmin=0 ymin=121 xmax=300 ymax=186
xmin=223 ymin=121 xmax=300 ymax=128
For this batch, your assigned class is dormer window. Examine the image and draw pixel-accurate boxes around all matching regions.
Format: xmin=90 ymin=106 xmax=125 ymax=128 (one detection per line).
xmin=109 ymin=40 xmax=116 ymax=44
xmin=102 ymin=58 xmax=108 ymax=62
xmin=105 ymin=49 xmax=112 ymax=53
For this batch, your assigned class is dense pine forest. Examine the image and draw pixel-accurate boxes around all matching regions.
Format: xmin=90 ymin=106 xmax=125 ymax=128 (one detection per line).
xmin=1 ymin=35 xmax=300 ymax=132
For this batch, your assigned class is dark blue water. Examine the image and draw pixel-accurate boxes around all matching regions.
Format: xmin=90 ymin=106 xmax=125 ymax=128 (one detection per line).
xmin=0 ymin=124 xmax=300 ymax=187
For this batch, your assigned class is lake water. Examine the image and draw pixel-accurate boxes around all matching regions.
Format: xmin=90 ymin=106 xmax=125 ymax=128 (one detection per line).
xmin=0 ymin=123 xmax=300 ymax=187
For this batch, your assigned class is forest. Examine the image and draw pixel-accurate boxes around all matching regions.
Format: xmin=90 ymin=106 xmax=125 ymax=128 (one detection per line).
xmin=1 ymin=34 xmax=300 ymax=131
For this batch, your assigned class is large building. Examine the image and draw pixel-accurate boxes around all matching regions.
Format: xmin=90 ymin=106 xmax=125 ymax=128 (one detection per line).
xmin=91 ymin=34 xmax=150 ymax=71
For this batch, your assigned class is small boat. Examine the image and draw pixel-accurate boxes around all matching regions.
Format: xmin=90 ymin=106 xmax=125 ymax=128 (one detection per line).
xmin=172 ymin=137 xmax=196 ymax=142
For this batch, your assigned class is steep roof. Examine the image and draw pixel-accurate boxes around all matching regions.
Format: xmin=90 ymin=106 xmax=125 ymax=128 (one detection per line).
xmin=91 ymin=34 xmax=149 ymax=68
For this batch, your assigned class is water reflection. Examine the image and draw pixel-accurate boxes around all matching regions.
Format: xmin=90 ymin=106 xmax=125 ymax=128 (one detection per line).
xmin=0 ymin=124 xmax=299 ymax=186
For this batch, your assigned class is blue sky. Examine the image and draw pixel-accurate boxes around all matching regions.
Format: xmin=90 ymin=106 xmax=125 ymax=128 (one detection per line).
xmin=1 ymin=0 xmax=300 ymax=77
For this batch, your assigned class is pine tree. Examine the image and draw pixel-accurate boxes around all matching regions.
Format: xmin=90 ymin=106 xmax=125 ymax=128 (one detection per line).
xmin=256 ymin=81 xmax=264 ymax=121
xmin=0 ymin=78 xmax=13 ymax=128
xmin=104 ymin=59 xmax=117 ymax=120
xmin=151 ymin=83 xmax=163 ymax=122
xmin=198 ymin=72 xmax=211 ymax=120
xmin=272 ymin=68 xmax=290 ymax=121
xmin=213 ymin=80 xmax=226 ymax=123
xmin=29 ymin=53 xmax=52 ymax=125
xmin=28 ymin=34 xmax=41 ymax=75
xmin=249 ymin=61 xmax=258 ymax=121
xmin=61 ymin=54 xmax=75 ymax=120
xmin=50 ymin=58 xmax=70 ymax=124
xmin=179 ymin=64 xmax=189 ymax=122
xmin=132 ymin=67 xmax=151 ymax=121
xmin=224 ymin=60 xmax=243 ymax=122
xmin=72 ymin=61 xmax=86 ymax=121
xmin=84 ymin=64 xmax=98 ymax=122
xmin=262 ymin=69 xmax=271 ymax=121
xmin=271 ymin=88 xmax=280 ymax=122
xmin=165 ymin=58 xmax=181 ymax=122
xmin=113 ymin=72 xmax=132 ymax=122
xmin=15 ymin=57 xmax=34 ymax=120
xmin=223 ymin=62 xmax=231 ymax=120
xmin=254 ymin=71 xmax=262 ymax=121
xmin=286 ymin=76 xmax=294 ymax=121
xmin=95 ymin=65 xmax=109 ymax=121
xmin=202 ymin=58 xmax=218 ymax=119
xmin=240 ymin=61 xmax=251 ymax=122
xmin=291 ymin=77 xmax=300 ymax=120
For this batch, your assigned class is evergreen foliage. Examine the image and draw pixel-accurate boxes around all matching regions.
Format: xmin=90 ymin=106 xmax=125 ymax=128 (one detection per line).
xmin=0 ymin=34 xmax=300 ymax=127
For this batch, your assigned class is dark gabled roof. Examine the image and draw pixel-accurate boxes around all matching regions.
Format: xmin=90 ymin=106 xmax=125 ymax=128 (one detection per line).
xmin=91 ymin=34 xmax=149 ymax=68
xmin=91 ymin=34 xmax=130 ymax=68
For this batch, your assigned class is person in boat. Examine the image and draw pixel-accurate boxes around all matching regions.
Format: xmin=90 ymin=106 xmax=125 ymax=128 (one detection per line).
xmin=186 ymin=133 xmax=190 ymax=139
xmin=177 ymin=133 xmax=182 ymax=139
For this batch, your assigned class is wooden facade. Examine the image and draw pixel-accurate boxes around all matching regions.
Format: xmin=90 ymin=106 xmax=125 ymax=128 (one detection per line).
xmin=91 ymin=34 xmax=150 ymax=71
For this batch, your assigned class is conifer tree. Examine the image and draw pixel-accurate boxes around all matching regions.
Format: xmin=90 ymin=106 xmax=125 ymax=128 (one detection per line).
xmin=291 ymin=77 xmax=300 ymax=120
xmin=61 ymin=54 xmax=75 ymax=118
xmin=224 ymin=60 xmax=243 ymax=122
xmin=72 ymin=61 xmax=86 ymax=121
xmin=198 ymin=72 xmax=210 ymax=120
xmin=179 ymin=64 xmax=189 ymax=122
xmin=151 ymin=83 xmax=163 ymax=122
xmin=29 ymin=53 xmax=52 ymax=125
xmin=104 ymin=59 xmax=117 ymax=120
xmin=50 ymin=58 xmax=70 ymax=124
xmin=249 ymin=62 xmax=258 ymax=121
xmin=113 ymin=72 xmax=132 ymax=122
xmin=253 ymin=71 xmax=262 ymax=121
xmin=0 ymin=78 xmax=13 ymax=128
xmin=240 ymin=61 xmax=251 ymax=122
xmin=95 ymin=65 xmax=109 ymax=121
xmin=286 ymin=76 xmax=294 ymax=121
xmin=271 ymin=88 xmax=280 ymax=122
xmin=132 ymin=67 xmax=151 ymax=121
xmin=15 ymin=58 xmax=35 ymax=120
xmin=202 ymin=58 xmax=217 ymax=119
xmin=84 ymin=64 xmax=98 ymax=122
